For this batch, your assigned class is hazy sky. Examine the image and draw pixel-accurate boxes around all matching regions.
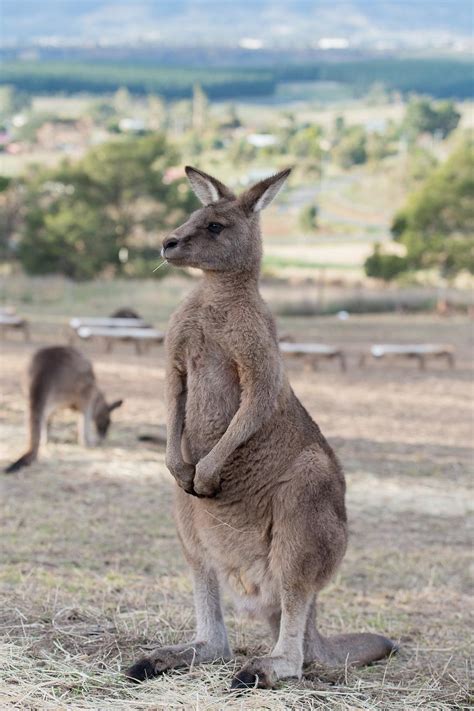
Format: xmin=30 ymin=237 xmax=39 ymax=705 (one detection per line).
xmin=2 ymin=1 xmax=472 ymax=48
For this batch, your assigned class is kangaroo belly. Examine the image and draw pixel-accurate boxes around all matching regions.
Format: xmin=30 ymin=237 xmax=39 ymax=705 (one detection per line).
xmin=194 ymin=503 xmax=280 ymax=617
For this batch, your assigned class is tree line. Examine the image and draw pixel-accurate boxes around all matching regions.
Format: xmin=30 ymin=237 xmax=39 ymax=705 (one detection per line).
xmin=1 ymin=57 xmax=473 ymax=99
xmin=0 ymin=62 xmax=275 ymax=100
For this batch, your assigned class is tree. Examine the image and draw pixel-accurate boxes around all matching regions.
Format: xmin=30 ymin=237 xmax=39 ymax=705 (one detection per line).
xmin=0 ymin=176 xmax=21 ymax=259
xmin=170 ymin=100 xmax=192 ymax=133
xmin=0 ymin=85 xmax=30 ymax=120
xmin=403 ymin=98 xmax=460 ymax=140
xmin=391 ymin=140 xmax=474 ymax=276
xmin=192 ymin=83 xmax=208 ymax=132
xmin=19 ymin=201 xmax=118 ymax=279
xmin=148 ymin=94 xmax=167 ymax=131
xmin=288 ymin=125 xmax=322 ymax=159
xmin=113 ymin=87 xmax=132 ymax=114
xmin=219 ymin=104 xmax=241 ymax=130
xmin=333 ymin=126 xmax=367 ymax=168
xmin=333 ymin=115 xmax=345 ymax=139
xmin=299 ymin=204 xmax=318 ymax=232
xmin=366 ymin=132 xmax=397 ymax=163
xmin=15 ymin=134 xmax=196 ymax=279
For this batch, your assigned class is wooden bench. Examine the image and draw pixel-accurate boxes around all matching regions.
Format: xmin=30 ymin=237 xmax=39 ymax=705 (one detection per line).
xmin=76 ymin=326 xmax=165 ymax=354
xmin=360 ymin=344 xmax=455 ymax=370
xmin=70 ymin=316 xmax=150 ymax=331
xmin=0 ymin=313 xmax=30 ymax=340
xmin=69 ymin=317 xmax=151 ymax=345
xmin=280 ymin=342 xmax=347 ymax=371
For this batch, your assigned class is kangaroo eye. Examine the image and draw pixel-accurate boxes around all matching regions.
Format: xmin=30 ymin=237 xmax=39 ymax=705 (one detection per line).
xmin=207 ymin=222 xmax=224 ymax=235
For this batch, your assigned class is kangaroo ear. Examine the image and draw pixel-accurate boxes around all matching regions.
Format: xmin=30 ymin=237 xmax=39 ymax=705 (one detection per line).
xmin=185 ymin=166 xmax=235 ymax=205
xmin=108 ymin=399 xmax=123 ymax=412
xmin=240 ymin=168 xmax=291 ymax=214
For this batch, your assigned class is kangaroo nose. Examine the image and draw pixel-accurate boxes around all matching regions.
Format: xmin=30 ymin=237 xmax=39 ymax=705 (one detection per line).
xmin=163 ymin=237 xmax=179 ymax=252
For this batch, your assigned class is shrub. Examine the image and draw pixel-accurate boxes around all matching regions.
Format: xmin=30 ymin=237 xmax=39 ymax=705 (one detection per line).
xmin=364 ymin=245 xmax=409 ymax=281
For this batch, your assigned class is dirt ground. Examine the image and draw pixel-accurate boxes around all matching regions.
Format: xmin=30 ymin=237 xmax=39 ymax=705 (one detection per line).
xmin=0 ymin=312 xmax=472 ymax=710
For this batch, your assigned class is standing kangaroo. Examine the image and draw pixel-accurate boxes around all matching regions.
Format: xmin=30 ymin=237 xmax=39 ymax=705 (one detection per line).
xmin=127 ymin=167 xmax=396 ymax=689
xmin=5 ymin=346 xmax=123 ymax=473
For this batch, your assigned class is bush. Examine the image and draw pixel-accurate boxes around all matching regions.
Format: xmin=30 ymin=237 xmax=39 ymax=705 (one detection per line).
xmin=364 ymin=245 xmax=408 ymax=281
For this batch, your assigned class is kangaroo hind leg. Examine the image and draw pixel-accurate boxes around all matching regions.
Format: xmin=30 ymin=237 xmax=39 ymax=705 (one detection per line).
xmin=126 ymin=565 xmax=232 ymax=682
xmin=232 ymin=584 xmax=310 ymax=690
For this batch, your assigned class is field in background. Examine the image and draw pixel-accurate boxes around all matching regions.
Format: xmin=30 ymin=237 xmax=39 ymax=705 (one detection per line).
xmin=1 ymin=274 xmax=472 ymax=334
xmin=3 ymin=92 xmax=472 ymax=291
xmin=0 ymin=289 xmax=472 ymax=709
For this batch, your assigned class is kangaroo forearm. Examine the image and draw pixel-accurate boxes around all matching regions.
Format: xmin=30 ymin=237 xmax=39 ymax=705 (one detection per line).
xmin=166 ymin=366 xmax=187 ymax=463
xmin=166 ymin=395 xmax=186 ymax=465
xmin=166 ymin=394 xmax=195 ymax=493
xmin=192 ymin=393 xmax=278 ymax=497
xmin=207 ymin=395 xmax=275 ymax=465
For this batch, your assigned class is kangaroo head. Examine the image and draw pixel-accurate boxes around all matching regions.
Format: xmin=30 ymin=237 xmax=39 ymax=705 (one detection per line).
xmin=93 ymin=397 xmax=123 ymax=439
xmin=162 ymin=166 xmax=291 ymax=273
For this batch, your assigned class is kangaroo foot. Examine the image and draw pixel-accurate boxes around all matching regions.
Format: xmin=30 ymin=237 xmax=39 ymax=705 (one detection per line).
xmin=126 ymin=641 xmax=231 ymax=683
xmin=231 ymin=654 xmax=302 ymax=691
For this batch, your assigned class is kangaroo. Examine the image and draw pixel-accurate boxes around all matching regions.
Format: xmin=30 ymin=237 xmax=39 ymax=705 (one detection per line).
xmin=127 ymin=167 xmax=396 ymax=689
xmin=5 ymin=346 xmax=123 ymax=473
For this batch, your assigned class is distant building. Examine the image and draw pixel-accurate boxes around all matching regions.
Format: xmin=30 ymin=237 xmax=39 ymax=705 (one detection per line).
xmin=247 ymin=133 xmax=278 ymax=148
xmin=118 ymin=118 xmax=146 ymax=133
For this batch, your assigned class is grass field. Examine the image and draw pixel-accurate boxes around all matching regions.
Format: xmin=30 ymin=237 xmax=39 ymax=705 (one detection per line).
xmin=0 ymin=293 xmax=472 ymax=709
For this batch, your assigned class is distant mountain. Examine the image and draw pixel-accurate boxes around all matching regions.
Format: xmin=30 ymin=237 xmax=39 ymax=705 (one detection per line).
xmin=2 ymin=0 xmax=473 ymax=50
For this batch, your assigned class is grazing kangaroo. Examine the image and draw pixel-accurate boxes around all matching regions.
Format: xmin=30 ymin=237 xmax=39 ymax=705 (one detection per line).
xmin=127 ymin=167 xmax=396 ymax=689
xmin=5 ymin=346 xmax=123 ymax=473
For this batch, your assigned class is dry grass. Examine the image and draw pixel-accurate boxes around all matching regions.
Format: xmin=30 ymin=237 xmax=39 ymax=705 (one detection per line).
xmin=0 ymin=307 xmax=473 ymax=710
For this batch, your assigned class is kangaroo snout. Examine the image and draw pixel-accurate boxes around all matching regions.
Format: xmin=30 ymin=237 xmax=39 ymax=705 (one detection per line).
xmin=163 ymin=236 xmax=179 ymax=253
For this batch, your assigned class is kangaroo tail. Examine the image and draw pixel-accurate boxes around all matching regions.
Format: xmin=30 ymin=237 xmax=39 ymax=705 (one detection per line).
xmin=6 ymin=379 xmax=46 ymax=474
xmin=319 ymin=632 xmax=397 ymax=667
xmin=305 ymin=601 xmax=397 ymax=668
xmin=5 ymin=451 xmax=36 ymax=473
